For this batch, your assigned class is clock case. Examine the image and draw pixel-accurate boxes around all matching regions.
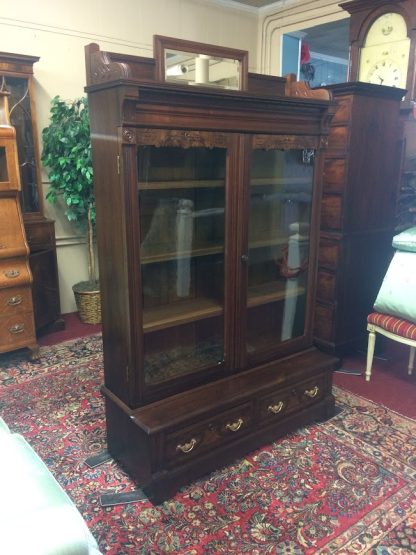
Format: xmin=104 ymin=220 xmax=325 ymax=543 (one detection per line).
xmin=342 ymin=0 xmax=416 ymax=102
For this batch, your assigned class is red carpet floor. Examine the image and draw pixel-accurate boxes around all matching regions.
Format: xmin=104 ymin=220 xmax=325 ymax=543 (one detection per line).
xmin=333 ymin=351 xmax=416 ymax=420
xmin=1 ymin=332 xmax=416 ymax=553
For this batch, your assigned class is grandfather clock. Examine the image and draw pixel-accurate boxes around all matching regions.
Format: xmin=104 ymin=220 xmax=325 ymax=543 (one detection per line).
xmin=341 ymin=0 xmax=416 ymax=102
xmin=341 ymin=1 xmax=416 ymax=229
xmin=0 ymin=52 xmax=64 ymax=333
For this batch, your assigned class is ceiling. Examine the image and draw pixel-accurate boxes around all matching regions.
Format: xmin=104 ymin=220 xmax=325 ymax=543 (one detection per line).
xmin=229 ymin=0 xmax=281 ymax=6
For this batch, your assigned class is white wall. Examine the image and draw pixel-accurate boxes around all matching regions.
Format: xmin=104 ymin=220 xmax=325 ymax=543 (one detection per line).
xmin=0 ymin=0 xmax=259 ymax=313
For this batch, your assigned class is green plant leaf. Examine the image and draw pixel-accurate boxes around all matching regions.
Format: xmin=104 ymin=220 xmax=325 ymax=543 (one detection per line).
xmin=41 ymin=95 xmax=96 ymax=282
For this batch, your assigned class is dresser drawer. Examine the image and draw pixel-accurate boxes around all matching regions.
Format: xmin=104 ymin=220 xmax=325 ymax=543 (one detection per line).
xmin=318 ymin=239 xmax=340 ymax=271
xmin=314 ymin=303 xmax=335 ymax=341
xmin=332 ymin=97 xmax=352 ymax=124
xmin=317 ymin=270 xmax=336 ymax=302
xmin=0 ymin=312 xmax=36 ymax=351
xmin=328 ymin=126 xmax=349 ymax=150
xmin=0 ymin=286 xmax=33 ymax=316
xmin=321 ymin=195 xmax=343 ymax=230
xmin=259 ymin=376 xmax=327 ymax=424
xmin=322 ymin=158 xmax=346 ymax=193
xmin=25 ymin=221 xmax=55 ymax=251
xmin=164 ymin=403 xmax=253 ymax=466
xmin=0 ymin=259 xmax=32 ymax=288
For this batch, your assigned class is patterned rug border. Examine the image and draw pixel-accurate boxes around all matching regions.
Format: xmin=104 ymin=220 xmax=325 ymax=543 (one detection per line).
xmin=333 ymin=384 xmax=416 ymax=425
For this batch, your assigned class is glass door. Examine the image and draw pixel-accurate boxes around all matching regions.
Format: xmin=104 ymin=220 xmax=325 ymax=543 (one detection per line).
xmin=244 ymin=144 xmax=315 ymax=363
xmin=137 ymin=140 xmax=229 ymax=390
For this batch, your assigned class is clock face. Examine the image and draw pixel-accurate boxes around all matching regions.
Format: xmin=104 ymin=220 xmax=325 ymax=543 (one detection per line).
xmin=358 ymin=12 xmax=410 ymax=89
xmin=366 ymin=59 xmax=402 ymax=87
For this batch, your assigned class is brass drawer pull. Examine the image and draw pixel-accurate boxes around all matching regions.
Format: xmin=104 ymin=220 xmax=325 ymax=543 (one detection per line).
xmin=7 ymin=295 xmax=23 ymax=306
xmin=176 ymin=438 xmax=197 ymax=454
xmin=9 ymin=324 xmax=25 ymax=334
xmin=225 ymin=418 xmax=244 ymax=432
xmin=304 ymin=386 xmax=319 ymax=398
xmin=268 ymin=401 xmax=284 ymax=414
xmin=4 ymin=269 xmax=20 ymax=278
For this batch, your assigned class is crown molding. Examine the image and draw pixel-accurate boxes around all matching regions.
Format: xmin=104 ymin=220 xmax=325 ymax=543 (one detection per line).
xmin=200 ymin=0 xmax=259 ymax=14
xmin=199 ymin=0 xmax=296 ymax=16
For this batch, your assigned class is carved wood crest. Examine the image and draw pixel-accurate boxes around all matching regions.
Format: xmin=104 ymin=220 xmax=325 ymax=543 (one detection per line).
xmin=87 ymin=48 xmax=131 ymax=86
xmin=253 ymin=134 xmax=319 ymax=150
xmin=135 ymin=129 xmax=229 ymax=149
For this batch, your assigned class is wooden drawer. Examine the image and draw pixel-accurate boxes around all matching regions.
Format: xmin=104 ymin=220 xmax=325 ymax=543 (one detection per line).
xmin=332 ymin=97 xmax=352 ymax=124
xmin=322 ymin=158 xmax=346 ymax=193
xmin=0 ymin=259 xmax=32 ymax=289
xmin=25 ymin=220 xmax=55 ymax=251
xmin=164 ymin=403 xmax=253 ymax=466
xmin=0 ymin=311 xmax=36 ymax=351
xmin=317 ymin=270 xmax=336 ymax=302
xmin=314 ymin=303 xmax=335 ymax=341
xmin=327 ymin=126 xmax=349 ymax=150
xmin=0 ymin=286 xmax=33 ymax=316
xmin=321 ymin=195 xmax=343 ymax=230
xmin=318 ymin=239 xmax=340 ymax=271
xmin=259 ymin=376 xmax=327 ymax=423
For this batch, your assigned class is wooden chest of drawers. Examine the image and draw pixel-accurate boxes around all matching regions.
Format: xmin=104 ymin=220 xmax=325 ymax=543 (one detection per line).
xmin=0 ymin=205 xmax=39 ymax=358
xmin=315 ymin=83 xmax=404 ymax=355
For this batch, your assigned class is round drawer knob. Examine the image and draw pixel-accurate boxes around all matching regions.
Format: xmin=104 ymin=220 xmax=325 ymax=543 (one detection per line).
xmin=176 ymin=438 xmax=197 ymax=454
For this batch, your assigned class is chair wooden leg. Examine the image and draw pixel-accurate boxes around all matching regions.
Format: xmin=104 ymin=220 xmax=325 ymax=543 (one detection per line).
xmin=408 ymin=346 xmax=415 ymax=376
xmin=365 ymin=330 xmax=376 ymax=382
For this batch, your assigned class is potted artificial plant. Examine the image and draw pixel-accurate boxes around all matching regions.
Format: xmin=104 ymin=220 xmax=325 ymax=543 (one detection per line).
xmin=41 ymin=95 xmax=100 ymax=324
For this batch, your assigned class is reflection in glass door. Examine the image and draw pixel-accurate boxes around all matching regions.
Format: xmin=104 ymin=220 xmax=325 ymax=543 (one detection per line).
xmin=138 ymin=145 xmax=226 ymax=385
xmin=246 ymin=148 xmax=314 ymax=358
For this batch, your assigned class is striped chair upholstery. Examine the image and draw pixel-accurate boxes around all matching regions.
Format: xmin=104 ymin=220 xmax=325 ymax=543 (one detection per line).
xmin=365 ymin=312 xmax=416 ymax=382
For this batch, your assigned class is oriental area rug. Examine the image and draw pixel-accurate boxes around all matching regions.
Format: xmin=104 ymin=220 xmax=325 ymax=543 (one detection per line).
xmin=1 ymin=335 xmax=416 ymax=554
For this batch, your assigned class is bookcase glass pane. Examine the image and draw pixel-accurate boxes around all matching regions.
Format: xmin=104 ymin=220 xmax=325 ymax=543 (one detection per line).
xmin=246 ymin=148 xmax=314 ymax=355
xmin=0 ymin=146 xmax=7 ymax=182
xmin=138 ymin=145 xmax=226 ymax=385
xmin=2 ymin=76 xmax=39 ymax=212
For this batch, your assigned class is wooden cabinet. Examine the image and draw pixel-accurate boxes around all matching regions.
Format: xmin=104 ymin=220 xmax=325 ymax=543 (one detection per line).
xmin=0 ymin=92 xmax=38 ymax=358
xmin=314 ymin=82 xmax=404 ymax=355
xmin=85 ymin=37 xmax=338 ymax=503
xmin=0 ymin=51 xmax=63 ymax=333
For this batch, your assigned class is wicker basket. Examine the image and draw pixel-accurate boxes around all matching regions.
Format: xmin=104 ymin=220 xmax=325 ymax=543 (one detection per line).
xmin=72 ymin=281 xmax=101 ymax=324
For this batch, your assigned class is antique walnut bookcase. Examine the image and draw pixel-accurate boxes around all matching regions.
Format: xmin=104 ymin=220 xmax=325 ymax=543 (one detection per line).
xmin=85 ymin=36 xmax=338 ymax=503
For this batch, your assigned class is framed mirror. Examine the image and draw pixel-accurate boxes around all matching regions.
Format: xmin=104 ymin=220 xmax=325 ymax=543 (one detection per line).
xmin=154 ymin=35 xmax=248 ymax=90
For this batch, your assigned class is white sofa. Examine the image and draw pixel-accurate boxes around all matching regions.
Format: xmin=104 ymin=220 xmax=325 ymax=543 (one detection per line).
xmin=0 ymin=417 xmax=101 ymax=555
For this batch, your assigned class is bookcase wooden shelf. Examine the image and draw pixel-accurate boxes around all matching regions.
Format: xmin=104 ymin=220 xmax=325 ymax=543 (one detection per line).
xmin=143 ymin=297 xmax=223 ymax=333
